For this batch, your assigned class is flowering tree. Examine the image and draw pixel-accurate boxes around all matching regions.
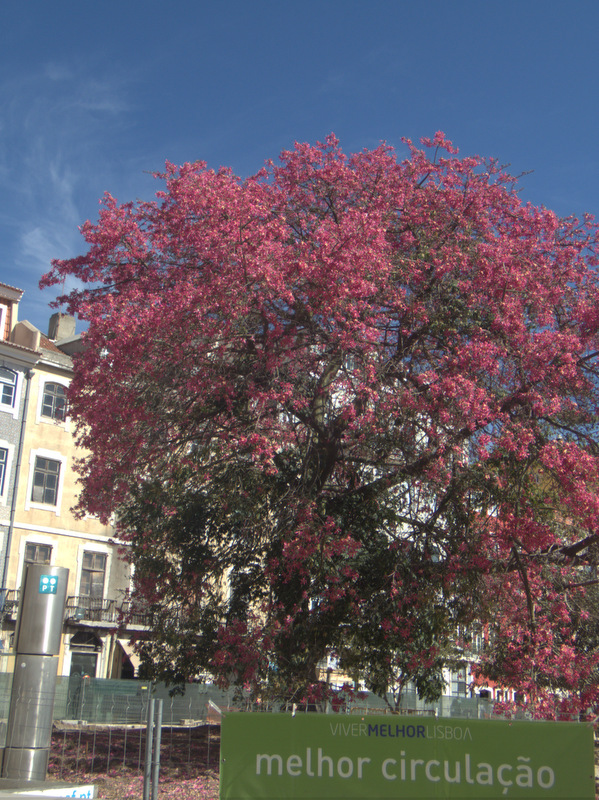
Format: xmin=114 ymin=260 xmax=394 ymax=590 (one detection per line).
xmin=43 ymin=134 xmax=599 ymax=715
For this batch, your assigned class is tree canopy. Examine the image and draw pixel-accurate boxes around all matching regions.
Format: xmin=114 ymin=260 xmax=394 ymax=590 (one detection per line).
xmin=43 ymin=133 xmax=599 ymax=716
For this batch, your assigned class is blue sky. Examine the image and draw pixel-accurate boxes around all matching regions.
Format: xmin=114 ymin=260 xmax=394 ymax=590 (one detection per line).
xmin=1 ymin=1 xmax=598 ymax=333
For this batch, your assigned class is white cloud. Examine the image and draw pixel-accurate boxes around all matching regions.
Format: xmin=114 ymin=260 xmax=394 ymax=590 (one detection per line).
xmin=0 ymin=61 xmax=137 ymax=328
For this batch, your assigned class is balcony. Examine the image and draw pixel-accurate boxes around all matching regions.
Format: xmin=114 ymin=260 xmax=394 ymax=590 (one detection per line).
xmin=65 ymin=596 xmax=119 ymax=623
xmin=64 ymin=596 xmax=153 ymax=628
xmin=0 ymin=590 xmax=19 ymax=620
xmin=0 ymin=590 xmax=152 ymax=630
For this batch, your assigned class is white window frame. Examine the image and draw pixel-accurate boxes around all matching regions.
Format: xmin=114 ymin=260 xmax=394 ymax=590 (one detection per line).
xmin=36 ymin=376 xmax=70 ymax=427
xmin=0 ymin=305 xmax=7 ymax=341
xmin=25 ymin=448 xmax=67 ymax=516
xmin=0 ymin=440 xmax=15 ymax=506
xmin=0 ymin=366 xmax=22 ymax=420
xmin=62 ymin=631 xmax=109 ymax=679
xmin=75 ymin=543 xmax=111 ymax=602
xmin=16 ymin=534 xmax=55 ymax=589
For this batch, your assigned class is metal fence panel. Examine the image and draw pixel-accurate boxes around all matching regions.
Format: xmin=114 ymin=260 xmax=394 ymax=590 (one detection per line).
xmin=0 ymin=671 xmax=496 ymax=727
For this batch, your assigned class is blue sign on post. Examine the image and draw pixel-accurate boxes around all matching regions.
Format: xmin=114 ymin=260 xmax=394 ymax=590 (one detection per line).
xmin=39 ymin=575 xmax=58 ymax=594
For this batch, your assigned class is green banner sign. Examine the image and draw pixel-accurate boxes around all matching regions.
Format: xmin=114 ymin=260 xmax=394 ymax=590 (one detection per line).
xmin=220 ymin=713 xmax=595 ymax=799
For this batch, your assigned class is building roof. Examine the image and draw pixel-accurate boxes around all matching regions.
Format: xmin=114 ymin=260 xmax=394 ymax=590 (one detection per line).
xmin=40 ymin=334 xmax=63 ymax=354
xmin=38 ymin=333 xmax=73 ymax=371
xmin=0 ymin=283 xmax=24 ymax=302
xmin=0 ymin=337 xmax=40 ymax=368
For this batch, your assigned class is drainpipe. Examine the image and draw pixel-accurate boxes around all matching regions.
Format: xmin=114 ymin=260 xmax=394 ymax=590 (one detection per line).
xmin=2 ymin=368 xmax=32 ymax=591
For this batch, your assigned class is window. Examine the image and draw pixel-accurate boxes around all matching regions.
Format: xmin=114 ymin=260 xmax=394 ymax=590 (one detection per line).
xmin=0 ymin=448 xmax=7 ymax=496
xmin=0 ymin=368 xmax=16 ymax=410
xmin=80 ymin=552 xmax=107 ymax=598
xmin=0 ymin=441 xmax=14 ymax=506
xmin=69 ymin=651 xmax=97 ymax=679
xmin=24 ymin=543 xmax=53 ymax=566
xmin=41 ymin=382 xmax=67 ymax=421
xmin=344 ymin=353 xmax=357 ymax=372
xmin=69 ymin=632 xmax=102 ymax=680
xmin=16 ymin=539 xmax=54 ymax=589
xmin=470 ymin=629 xmax=484 ymax=654
xmin=31 ymin=457 xmax=61 ymax=506
xmin=451 ymin=667 xmax=468 ymax=697
xmin=0 ymin=305 xmax=7 ymax=341
xmin=26 ymin=449 xmax=66 ymax=515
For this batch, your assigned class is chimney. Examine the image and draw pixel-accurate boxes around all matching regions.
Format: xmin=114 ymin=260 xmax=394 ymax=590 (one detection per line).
xmin=12 ymin=320 xmax=41 ymax=351
xmin=48 ymin=313 xmax=76 ymax=341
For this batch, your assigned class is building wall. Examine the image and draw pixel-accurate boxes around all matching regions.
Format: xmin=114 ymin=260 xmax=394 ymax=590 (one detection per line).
xmin=10 ymin=361 xmax=116 ymax=586
xmin=0 ymin=297 xmax=136 ymax=679
xmin=0 ymin=364 xmax=29 ymax=583
xmin=0 ymin=304 xmax=39 ymax=595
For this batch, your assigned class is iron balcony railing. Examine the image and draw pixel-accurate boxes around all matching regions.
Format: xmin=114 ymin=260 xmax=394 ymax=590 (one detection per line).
xmin=0 ymin=589 xmax=152 ymax=628
xmin=65 ymin=595 xmax=152 ymax=627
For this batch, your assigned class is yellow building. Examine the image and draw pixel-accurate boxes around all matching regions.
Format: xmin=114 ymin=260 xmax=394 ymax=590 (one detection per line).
xmin=0 ymin=284 xmax=141 ymax=679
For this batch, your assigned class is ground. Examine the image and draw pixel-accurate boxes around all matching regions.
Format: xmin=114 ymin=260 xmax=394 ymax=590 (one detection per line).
xmin=49 ymin=724 xmax=220 ymax=799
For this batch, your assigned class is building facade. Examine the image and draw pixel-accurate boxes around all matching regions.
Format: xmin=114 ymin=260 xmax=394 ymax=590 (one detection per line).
xmin=0 ymin=284 xmax=141 ymax=679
